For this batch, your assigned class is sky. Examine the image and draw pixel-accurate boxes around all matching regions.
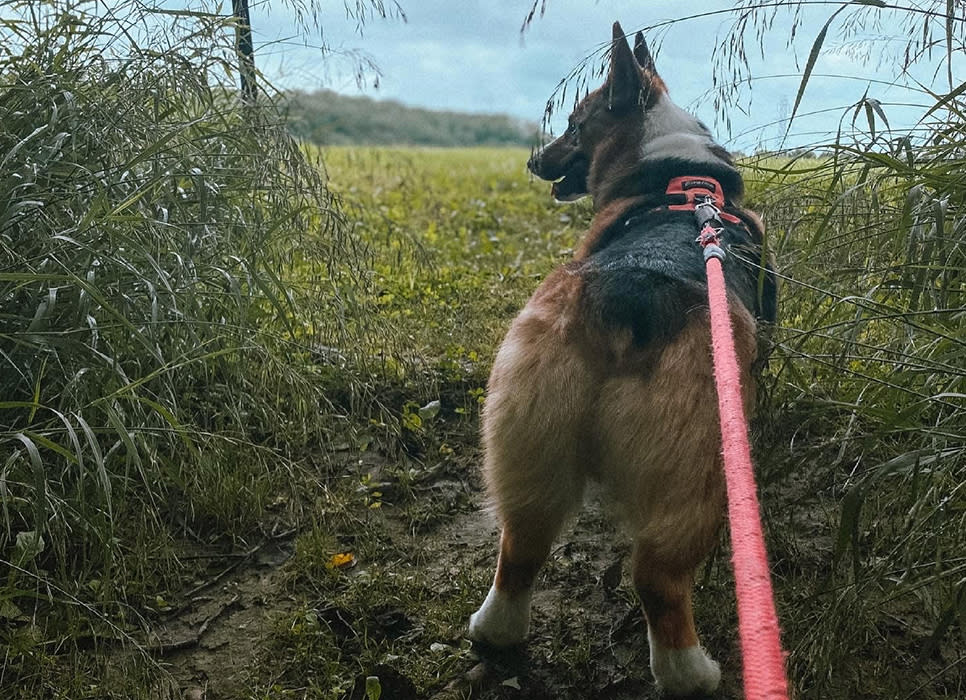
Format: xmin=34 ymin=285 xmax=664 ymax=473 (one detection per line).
xmin=248 ymin=0 xmax=956 ymax=151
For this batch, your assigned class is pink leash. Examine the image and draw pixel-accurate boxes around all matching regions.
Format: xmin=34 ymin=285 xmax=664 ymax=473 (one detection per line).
xmin=699 ymin=221 xmax=790 ymax=700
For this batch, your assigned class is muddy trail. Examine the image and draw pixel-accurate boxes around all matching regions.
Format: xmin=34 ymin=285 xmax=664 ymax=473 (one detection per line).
xmin=134 ymin=438 xmax=759 ymax=700
xmin=127 ymin=423 xmax=964 ymax=700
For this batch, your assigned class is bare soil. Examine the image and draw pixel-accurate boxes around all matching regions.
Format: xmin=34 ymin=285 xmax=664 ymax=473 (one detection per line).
xmin=142 ymin=442 xmax=750 ymax=700
xmin=155 ymin=538 xmax=299 ymax=698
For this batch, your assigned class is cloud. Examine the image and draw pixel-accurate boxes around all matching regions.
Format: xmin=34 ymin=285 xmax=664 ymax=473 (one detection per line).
xmin=249 ymin=0 xmax=953 ymax=150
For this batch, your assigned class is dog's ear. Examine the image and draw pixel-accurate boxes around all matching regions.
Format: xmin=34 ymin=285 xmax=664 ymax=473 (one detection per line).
xmin=633 ymin=31 xmax=656 ymax=73
xmin=607 ymin=21 xmax=642 ymax=111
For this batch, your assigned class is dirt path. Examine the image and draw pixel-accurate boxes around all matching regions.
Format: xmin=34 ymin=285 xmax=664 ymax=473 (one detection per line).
xmin=137 ymin=536 xmax=298 ymax=698
xmin=146 ymin=446 xmax=746 ymax=699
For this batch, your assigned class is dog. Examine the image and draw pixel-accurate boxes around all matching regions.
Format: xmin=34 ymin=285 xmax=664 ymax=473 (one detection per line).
xmin=467 ymin=22 xmax=777 ymax=697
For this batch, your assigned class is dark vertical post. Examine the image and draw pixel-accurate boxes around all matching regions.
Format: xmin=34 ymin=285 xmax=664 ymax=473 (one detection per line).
xmin=232 ymin=0 xmax=257 ymax=105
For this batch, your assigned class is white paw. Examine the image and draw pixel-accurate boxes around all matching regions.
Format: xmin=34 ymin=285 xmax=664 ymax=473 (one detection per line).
xmin=467 ymin=585 xmax=532 ymax=647
xmin=648 ymin=628 xmax=721 ymax=696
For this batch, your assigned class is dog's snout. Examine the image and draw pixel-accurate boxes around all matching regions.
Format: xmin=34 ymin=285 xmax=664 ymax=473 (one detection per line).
xmin=527 ymin=150 xmax=541 ymax=174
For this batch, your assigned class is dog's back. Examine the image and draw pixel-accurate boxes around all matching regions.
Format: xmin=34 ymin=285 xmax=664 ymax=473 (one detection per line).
xmin=468 ymin=22 xmax=776 ymax=698
xmin=581 ymin=210 xmax=773 ymax=347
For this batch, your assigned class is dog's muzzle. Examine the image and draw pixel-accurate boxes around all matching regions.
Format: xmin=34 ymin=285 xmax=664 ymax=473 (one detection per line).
xmin=527 ymin=150 xmax=543 ymax=176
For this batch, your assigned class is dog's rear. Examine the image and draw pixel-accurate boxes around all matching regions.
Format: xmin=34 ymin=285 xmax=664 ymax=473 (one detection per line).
xmin=468 ymin=22 xmax=775 ymax=697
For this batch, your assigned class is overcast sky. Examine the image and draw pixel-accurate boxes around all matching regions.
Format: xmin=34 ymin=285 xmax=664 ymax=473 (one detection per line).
xmin=249 ymin=0 xmax=955 ymax=151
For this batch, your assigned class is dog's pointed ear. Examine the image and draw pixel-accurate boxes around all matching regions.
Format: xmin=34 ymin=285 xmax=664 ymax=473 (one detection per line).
xmin=633 ymin=31 xmax=656 ymax=73
xmin=607 ymin=22 xmax=642 ymax=110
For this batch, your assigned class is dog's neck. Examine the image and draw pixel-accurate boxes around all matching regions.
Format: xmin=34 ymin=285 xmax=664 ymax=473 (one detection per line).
xmin=591 ymin=94 xmax=743 ymax=210
xmin=578 ymin=97 xmax=752 ymax=260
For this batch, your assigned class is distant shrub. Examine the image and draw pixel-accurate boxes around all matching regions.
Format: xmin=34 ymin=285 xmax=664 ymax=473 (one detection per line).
xmin=281 ymin=89 xmax=541 ymax=147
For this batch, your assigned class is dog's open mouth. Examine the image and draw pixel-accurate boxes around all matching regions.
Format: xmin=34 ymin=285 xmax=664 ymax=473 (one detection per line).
xmin=530 ymin=155 xmax=590 ymax=202
xmin=550 ymin=173 xmax=587 ymax=202
xmin=548 ymin=157 xmax=589 ymax=202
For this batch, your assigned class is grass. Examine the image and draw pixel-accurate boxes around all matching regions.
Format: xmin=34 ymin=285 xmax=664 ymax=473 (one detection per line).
xmin=742 ymin=149 xmax=966 ymax=695
xmin=0 ymin=2 xmax=370 ymax=696
xmin=254 ymin=144 xmax=963 ymax=698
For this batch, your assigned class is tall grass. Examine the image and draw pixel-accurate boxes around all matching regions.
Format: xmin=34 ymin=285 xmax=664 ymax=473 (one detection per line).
xmin=703 ymin=1 xmax=966 ymax=694
xmin=0 ymin=1 xmax=371 ymax=693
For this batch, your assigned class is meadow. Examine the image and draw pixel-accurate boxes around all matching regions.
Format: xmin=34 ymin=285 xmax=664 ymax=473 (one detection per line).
xmin=279 ymin=146 xmax=966 ymax=699
xmin=2 ymin=1 xmax=965 ymax=698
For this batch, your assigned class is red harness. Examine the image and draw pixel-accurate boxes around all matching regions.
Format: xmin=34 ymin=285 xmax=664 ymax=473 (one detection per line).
xmin=664 ymin=175 xmax=742 ymax=225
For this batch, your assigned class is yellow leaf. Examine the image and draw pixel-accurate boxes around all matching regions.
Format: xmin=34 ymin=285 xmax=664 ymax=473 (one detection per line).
xmin=326 ymin=552 xmax=355 ymax=570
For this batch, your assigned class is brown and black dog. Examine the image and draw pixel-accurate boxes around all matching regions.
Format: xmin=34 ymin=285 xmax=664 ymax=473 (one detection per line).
xmin=468 ymin=22 xmax=776 ymax=696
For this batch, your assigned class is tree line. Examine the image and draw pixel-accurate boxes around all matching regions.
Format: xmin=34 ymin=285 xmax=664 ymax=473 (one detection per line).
xmin=281 ymin=89 xmax=540 ymax=147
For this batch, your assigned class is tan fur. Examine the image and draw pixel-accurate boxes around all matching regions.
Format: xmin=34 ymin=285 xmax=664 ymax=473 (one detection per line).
xmin=481 ymin=271 xmax=757 ymax=648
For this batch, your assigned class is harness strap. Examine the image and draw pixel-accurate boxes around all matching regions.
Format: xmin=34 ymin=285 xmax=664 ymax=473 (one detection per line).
xmin=621 ymin=175 xmax=744 ymax=235
xmin=665 ymin=175 xmax=742 ymax=225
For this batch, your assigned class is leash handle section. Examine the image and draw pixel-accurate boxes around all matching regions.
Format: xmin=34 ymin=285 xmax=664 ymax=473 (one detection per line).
xmin=701 ymin=240 xmax=790 ymax=700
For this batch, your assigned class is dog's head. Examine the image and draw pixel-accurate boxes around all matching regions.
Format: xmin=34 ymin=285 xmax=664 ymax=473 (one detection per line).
xmin=528 ymin=22 xmax=667 ymax=202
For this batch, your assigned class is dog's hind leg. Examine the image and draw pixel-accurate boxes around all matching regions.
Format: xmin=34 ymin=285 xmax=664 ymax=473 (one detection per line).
xmin=592 ymin=313 xmax=755 ymax=695
xmin=468 ymin=512 xmax=571 ymax=648
xmin=468 ymin=272 xmax=591 ymax=648
xmin=603 ymin=311 xmax=756 ymax=695
xmin=467 ymin=362 xmax=587 ymax=647
xmin=632 ymin=546 xmax=722 ymax=696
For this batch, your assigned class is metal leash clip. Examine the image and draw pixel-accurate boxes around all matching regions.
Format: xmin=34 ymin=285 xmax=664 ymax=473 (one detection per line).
xmin=696 ymin=222 xmax=726 ymax=261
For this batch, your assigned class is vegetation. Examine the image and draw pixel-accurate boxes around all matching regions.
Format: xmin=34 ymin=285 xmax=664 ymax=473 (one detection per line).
xmin=721 ymin=2 xmax=966 ymax=692
xmin=282 ymin=90 xmax=540 ymax=147
xmin=0 ymin=2 xmax=375 ymax=695
xmin=266 ymin=145 xmax=966 ymax=700
xmin=0 ymin=0 xmax=964 ymax=699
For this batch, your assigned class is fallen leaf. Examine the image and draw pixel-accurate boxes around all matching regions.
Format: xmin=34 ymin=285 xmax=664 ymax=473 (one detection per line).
xmin=326 ymin=552 xmax=355 ymax=570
